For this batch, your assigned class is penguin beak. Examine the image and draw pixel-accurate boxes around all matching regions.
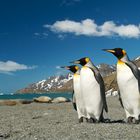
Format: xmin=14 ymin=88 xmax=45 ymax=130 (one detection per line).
xmin=102 ymin=49 xmax=115 ymax=53
xmin=69 ymin=60 xmax=80 ymax=64
xmin=60 ymin=66 xmax=70 ymax=70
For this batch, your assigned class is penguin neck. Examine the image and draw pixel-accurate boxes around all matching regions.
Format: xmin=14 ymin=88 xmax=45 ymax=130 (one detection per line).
xmin=85 ymin=61 xmax=92 ymax=67
xmin=74 ymin=70 xmax=80 ymax=77
xmin=118 ymin=54 xmax=129 ymax=64
xmin=75 ymin=69 xmax=80 ymax=75
xmin=84 ymin=61 xmax=97 ymax=70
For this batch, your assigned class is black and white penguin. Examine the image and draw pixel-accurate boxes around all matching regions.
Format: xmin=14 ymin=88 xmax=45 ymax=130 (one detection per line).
xmin=61 ymin=65 xmax=86 ymax=123
xmin=71 ymin=57 xmax=108 ymax=123
xmin=103 ymin=48 xmax=140 ymax=123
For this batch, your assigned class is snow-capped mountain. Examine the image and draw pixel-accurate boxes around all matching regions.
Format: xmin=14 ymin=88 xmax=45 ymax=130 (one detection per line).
xmin=34 ymin=73 xmax=73 ymax=91
xmin=16 ymin=73 xmax=73 ymax=93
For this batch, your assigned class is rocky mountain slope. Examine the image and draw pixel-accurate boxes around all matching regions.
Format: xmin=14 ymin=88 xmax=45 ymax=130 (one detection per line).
xmin=16 ymin=74 xmax=73 ymax=93
xmin=16 ymin=57 xmax=140 ymax=94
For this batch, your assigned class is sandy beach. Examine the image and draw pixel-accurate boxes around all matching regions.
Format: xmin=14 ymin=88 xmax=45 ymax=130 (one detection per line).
xmin=0 ymin=96 xmax=140 ymax=140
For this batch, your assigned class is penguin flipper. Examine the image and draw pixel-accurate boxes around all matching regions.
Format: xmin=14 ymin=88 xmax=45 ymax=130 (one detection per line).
xmin=72 ymin=90 xmax=77 ymax=111
xmin=118 ymin=90 xmax=124 ymax=108
xmin=125 ymin=61 xmax=140 ymax=92
xmin=89 ymin=67 xmax=108 ymax=113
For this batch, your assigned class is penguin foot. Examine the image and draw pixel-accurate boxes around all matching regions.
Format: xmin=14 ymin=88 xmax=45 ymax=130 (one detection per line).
xmin=86 ymin=118 xmax=100 ymax=123
xmin=86 ymin=118 xmax=89 ymax=122
xmin=78 ymin=117 xmax=83 ymax=123
xmin=132 ymin=118 xmax=139 ymax=124
xmin=127 ymin=117 xmax=139 ymax=124
xmin=94 ymin=119 xmax=100 ymax=123
xmin=86 ymin=118 xmax=95 ymax=123
xmin=127 ymin=117 xmax=134 ymax=124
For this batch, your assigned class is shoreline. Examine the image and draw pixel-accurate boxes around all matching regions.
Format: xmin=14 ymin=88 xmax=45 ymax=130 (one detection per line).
xmin=0 ymin=93 xmax=72 ymax=101
xmin=0 ymin=96 xmax=140 ymax=139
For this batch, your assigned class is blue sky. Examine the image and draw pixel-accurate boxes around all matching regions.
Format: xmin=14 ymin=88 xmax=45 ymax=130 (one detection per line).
xmin=0 ymin=0 xmax=140 ymax=93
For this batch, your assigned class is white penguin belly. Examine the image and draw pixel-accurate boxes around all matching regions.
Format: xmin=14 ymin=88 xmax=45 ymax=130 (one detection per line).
xmin=117 ymin=63 xmax=140 ymax=118
xmin=73 ymin=74 xmax=86 ymax=118
xmin=80 ymin=67 xmax=103 ymax=119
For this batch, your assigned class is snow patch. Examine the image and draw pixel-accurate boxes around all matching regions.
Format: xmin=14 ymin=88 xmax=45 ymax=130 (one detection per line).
xmin=135 ymin=56 xmax=140 ymax=61
xmin=106 ymin=89 xmax=113 ymax=97
xmin=33 ymin=73 xmax=73 ymax=91
xmin=106 ymin=89 xmax=118 ymax=97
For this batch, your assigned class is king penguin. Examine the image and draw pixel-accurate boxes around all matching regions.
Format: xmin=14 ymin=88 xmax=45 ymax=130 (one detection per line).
xmin=61 ymin=65 xmax=87 ymax=123
xmin=71 ymin=57 xmax=108 ymax=123
xmin=103 ymin=48 xmax=140 ymax=123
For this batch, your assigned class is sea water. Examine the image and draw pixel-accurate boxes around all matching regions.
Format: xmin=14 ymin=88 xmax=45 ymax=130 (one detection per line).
xmin=0 ymin=93 xmax=72 ymax=100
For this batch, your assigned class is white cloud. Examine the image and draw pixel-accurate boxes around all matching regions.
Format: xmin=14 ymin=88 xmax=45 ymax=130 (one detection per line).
xmin=61 ymin=0 xmax=81 ymax=6
xmin=56 ymin=66 xmax=61 ymax=69
xmin=57 ymin=34 xmax=66 ymax=40
xmin=34 ymin=32 xmax=48 ymax=39
xmin=0 ymin=61 xmax=37 ymax=74
xmin=115 ymin=25 xmax=140 ymax=38
xmin=34 ymin=32 xmax=40 ymax=36
xmin=44 ymin=19 xmax=140 ymax=38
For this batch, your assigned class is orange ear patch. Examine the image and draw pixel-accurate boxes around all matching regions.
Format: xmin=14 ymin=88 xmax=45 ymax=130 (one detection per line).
xmin=85 ymin=57 xmax=90 ymax=63
xmin=122 ymin=50 xmax=126 ymax=56
xmin=75 ymin=66 xmax=79 ymax=70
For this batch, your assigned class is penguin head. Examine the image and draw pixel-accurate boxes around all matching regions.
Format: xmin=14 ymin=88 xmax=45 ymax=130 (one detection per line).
xmin=103 ymin=48 xmax=127 ymax=60
xmin=70 ymin=57 xmax=90 ymax=66
xmin=60 ymin=65 xmax=79 ymax=73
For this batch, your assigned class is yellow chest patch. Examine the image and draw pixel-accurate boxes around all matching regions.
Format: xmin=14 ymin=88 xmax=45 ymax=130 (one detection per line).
xmin=74 ymin=73 xmax=80 ymax=77
xmin=83 ymin=66 xmax=88 ymax=69
xmin=117 ymin=60 xmax=125 ymax=65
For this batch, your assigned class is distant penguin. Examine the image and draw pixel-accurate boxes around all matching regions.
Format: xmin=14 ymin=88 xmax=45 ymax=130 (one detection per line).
xmin=71 ymin=57 xmax=108 ymax=123
xmin=103 ymin=48 xmax=140 ymax=123
xmin=61 ymin=65 xmax=86 ymax=123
